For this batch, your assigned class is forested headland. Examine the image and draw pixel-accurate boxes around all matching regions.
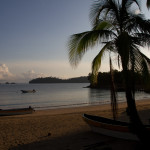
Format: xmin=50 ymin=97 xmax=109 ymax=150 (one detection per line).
xmin=29 ymin=76 xmax=89 ymax=83
xmin=88 ymin=70 xmax=149 ymax=92
xmin=29 ymin=70 xmax=149 ymax=91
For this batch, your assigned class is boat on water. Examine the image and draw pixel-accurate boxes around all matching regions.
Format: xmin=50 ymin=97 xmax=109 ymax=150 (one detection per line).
xmin=21 ymin=89 xmax=36 ymax=93
xmin=83 ymin=114 xmax=150 ymax=141
xmin=0 ymin=107 xmax=34 ymax=116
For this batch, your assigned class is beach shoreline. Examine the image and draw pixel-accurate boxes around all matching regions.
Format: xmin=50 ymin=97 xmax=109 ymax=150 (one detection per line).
xmin=1 ymin=99 xmax=150 ymax=150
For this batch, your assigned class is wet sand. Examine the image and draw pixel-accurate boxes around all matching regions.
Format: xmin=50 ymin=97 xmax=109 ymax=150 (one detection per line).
xmin=0 ymin=99 xmax=150 ymax=150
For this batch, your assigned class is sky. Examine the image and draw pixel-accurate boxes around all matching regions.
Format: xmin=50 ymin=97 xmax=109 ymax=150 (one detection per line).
xmin=0 ymin=0 xmax=150 ymax=83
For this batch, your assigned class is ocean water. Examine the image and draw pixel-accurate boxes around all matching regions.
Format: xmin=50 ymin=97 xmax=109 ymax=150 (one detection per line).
xmin=0 ymin=83 xmax=150 ymax=110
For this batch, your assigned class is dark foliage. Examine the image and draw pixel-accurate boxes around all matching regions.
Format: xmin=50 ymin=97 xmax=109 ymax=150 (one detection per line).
xmin=88 ymin=70 xmax=145 ymax=91
xmin=29 ymin=76 xmax=89 ymax=83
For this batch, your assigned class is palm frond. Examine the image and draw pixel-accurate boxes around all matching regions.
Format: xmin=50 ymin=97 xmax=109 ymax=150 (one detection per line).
xmin=68 ymin=32 xmax=88 ymax=67
xmin=128 ymin=47 xmax=150 ymax=77
xmin=133 ymin=33 xmax=150 ymax=48
xmin=92 ymin=20 xmax=112 ymax=30
xmin=118 ymin=54 xmax=121 ymax=69
xmin=92 ymin=43 xmax=110 ymax=74
xmin=147 ymin=0 xmax=150 ymax=9
xmin=68 ymin=22 xmax=115 ymax=68
xmin=68 ymin=30 xmax=102 ymax=67
xmin=90 ymin=0 xmax=119 ymax=26
xmin=138 ymin=50 xmax=150 ymax=65
xmin=133 ymin=51 xmax=150 ymax=87
xmin=131 ymin=14 xmax=150 ymax=34
xmin=90 ymin=0 xmax=109 ymax=25
xmin=141 ymin=60 xmax=150 ymax=84
xmin=123 ymin=0 xmax=141 ymax=10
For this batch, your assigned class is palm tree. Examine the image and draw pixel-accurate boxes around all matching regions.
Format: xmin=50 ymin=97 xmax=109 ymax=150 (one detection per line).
xmin=68 ymin=0 xmax=150 ymax=145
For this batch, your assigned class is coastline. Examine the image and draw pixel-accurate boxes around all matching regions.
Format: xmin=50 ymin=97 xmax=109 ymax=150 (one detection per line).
xmin=1 ymin=99 xmax=150 ymax=150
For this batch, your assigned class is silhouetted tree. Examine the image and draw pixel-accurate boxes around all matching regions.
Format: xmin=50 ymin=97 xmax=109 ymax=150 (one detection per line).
xmin=68 ymin=0 xmax=150 ymax=145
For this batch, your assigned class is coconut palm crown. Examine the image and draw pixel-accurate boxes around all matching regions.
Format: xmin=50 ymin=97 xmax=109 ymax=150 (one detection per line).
xmin=68 ymin=0 xmax=150 ymax=78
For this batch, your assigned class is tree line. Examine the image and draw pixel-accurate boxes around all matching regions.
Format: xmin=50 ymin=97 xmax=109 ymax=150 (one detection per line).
xmin=88 ymin=70 xmax=150 ymax=92
xmin=29 ymin=76 xmax=89 ymax=83
xmin=29 ymin=70 xmax=150 ymax=93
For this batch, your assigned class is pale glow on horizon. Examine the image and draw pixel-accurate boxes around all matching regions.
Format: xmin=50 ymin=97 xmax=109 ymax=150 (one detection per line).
xmin=1 ymin=58 xmax=110 ymax=83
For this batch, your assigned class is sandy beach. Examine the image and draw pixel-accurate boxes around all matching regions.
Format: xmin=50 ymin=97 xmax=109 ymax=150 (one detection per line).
xmin=1 ymin=99 xmax=150 ymax=150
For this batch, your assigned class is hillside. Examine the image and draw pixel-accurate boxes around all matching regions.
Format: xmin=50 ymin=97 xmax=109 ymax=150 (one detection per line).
xmin=29 ymin=76 xmax=89 ymax=83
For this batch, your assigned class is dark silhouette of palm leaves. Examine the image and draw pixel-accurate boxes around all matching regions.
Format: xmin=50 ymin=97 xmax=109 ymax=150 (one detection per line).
xmin=147 ymin=0 xmax=150 ymax=9
xmin=68 ymin=0 xmax=150 ymax=143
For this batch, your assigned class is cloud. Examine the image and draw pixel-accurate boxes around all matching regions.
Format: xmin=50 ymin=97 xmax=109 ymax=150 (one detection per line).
xmin=21 ymin=70 xmax=46 ymax=82
xmin=0 ymin=63 xmax=46 ymax=83
xmin=0 ymin=64 xmax=14 ymax=81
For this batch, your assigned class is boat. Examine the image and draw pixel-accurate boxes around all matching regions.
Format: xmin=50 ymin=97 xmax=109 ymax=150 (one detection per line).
xmin=21 ymin=89 xmax=36 ymax=93
xmin=0 ymin=107 xmax=34 ymax=116
xmin=83 ymin=114 xmax=150 ymax=141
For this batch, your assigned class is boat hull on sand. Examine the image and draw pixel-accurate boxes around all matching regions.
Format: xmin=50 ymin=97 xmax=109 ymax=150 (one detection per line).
xmin=83 ymin=114 xmax=150 ymax=141
xmin=0 ymin=107 xmax=34 ymax=116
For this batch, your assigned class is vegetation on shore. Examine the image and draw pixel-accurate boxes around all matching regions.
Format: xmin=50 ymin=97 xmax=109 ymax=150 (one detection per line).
xmin=29 ymin=70 xmax=150 ymax=93
xmin=29 ymin=76 xmax=89 ymax=83
xmin=88 ymin=70 xmax=150 ymax=92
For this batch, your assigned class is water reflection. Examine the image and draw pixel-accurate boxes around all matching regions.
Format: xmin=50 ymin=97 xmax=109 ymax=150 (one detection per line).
xmin=88 ymin=88 xmax=111 ymax=105
xmin=88 ymin=87 xmax=150 ymax=105
xmin=0 ymin=83 xmax=150 ymax=110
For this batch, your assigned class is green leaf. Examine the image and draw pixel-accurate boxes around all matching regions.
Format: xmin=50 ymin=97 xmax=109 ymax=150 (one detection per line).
xmin=92 ymin=43 xmax=110 ymax=74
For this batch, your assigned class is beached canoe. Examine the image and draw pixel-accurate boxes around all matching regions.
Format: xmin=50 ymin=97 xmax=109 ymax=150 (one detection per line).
xmin=0 ymin=107 xmax=34 ymax=116
xmin=83 ymin=114 xmax=150 ymax=141
xmin=21 ymin=89 xmax=36 ymax=93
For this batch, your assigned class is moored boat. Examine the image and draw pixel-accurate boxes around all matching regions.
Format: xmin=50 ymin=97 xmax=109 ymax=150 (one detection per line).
xmin=0 ymin=107 xmax=34 ymax=116
xmin=21 ymin=89 xmax=36 ymax=93
xmin=83 ymin=114 xmax=150 ymax=141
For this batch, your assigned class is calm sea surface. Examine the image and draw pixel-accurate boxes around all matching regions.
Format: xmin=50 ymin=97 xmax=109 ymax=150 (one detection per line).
xmin=0 ymin=83 xmax=150 ymax=110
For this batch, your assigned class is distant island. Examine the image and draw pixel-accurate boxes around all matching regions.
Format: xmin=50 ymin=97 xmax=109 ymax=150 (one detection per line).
xmin=5 ymin=82 xmax=16 ymax=84
xmin=29 ymin=76 xmax=89 ymax=83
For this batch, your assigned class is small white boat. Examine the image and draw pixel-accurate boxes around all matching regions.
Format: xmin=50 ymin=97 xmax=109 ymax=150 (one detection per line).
xmin=83 ymin=114 xmax=150 ymax=141
xmin=0 ymin=107 xmax=34 ymax=116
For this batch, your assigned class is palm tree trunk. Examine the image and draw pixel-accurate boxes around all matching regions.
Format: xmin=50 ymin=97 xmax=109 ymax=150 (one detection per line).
xmin=123 ymin=69 xmax=150 ymax=146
